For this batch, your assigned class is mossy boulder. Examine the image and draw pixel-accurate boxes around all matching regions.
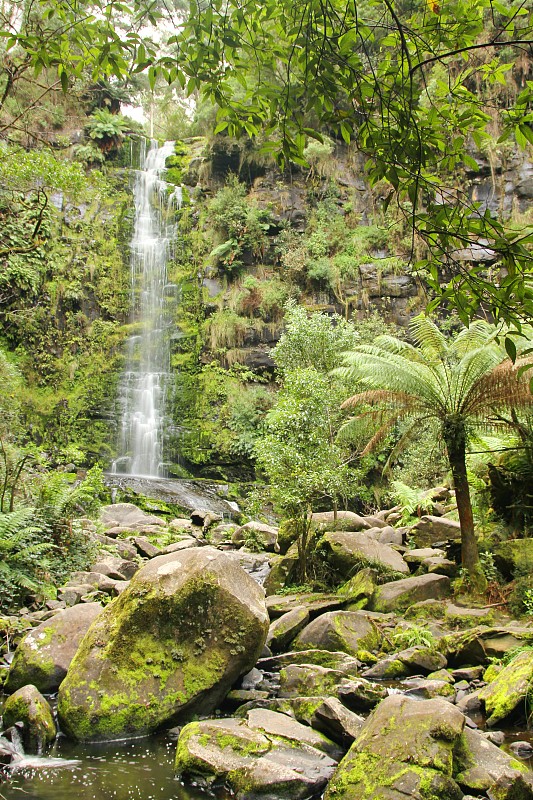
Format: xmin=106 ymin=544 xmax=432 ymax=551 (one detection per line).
xmin=478 ymin=650 xmax=533 ymax=727
xmin=454 ymin=726 xmax=530 ymax=795
xmin=263 ymin=547 xmax=299 ymax=595
xmin=266 ymin=606 xmax=309 ymax=653
xmin=324 ymin=695 xmax=466 ymax=800
xmin=5 ymin=603 xmax=103 ymax=694
xmin=439 ymin=626 xmax=533 ymax=666
xmin=493 ymin=539 xmax=533 ymax=580
xmin=279 ymin=664 xmax=387 ymax=711
xmin=175 ymin=713 xmax=338 ymax=799
xmin=320 ymin=532 xmax=409 ymax=579
xmin=337 ymin=569 xmax=378 ymax=610
xmin=371 ymin=574 xmax=450 ymax=613
xmin=293 ymin=611 xmax=380 ymax=656
xmin=57 ymin=548 xmax=269 ymax=742
xmin=3 ymin=685 xmax=56 ymax=753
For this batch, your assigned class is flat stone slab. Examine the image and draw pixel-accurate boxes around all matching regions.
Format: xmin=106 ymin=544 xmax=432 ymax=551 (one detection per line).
xmin=372 ymin=573 xmax=451 ymax=612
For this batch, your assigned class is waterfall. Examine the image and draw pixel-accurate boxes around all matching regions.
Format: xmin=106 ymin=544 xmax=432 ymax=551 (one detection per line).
xmin=113 ymin=140 xmax=180 ymax=478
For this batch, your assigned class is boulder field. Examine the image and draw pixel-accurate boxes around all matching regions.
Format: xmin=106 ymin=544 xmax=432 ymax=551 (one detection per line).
xmin=4 ymin=501 xmax=533 ymax=799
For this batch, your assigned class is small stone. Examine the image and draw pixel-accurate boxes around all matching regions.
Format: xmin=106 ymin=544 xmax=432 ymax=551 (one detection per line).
xmin=509 ymin=740 xmax=533 ymax=757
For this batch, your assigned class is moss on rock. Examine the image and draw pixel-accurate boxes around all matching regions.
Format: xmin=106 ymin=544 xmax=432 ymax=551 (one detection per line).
xmin=57 ymin=548 xmax=268 ymax=741
xmin=3 ymin=685 xmax=56 ymax=753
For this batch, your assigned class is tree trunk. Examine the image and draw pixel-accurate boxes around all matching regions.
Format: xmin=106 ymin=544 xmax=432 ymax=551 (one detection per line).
xmin=444 ymin=419 xmax=487 ymax=594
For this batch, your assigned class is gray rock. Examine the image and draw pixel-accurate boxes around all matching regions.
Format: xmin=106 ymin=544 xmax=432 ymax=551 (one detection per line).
xmin=455 ymin=727 xmax=533 ymax=794
xmin=321 ymin=531 xmax=409 ymax=578
xmin=310 ymin=511 xmax=377 ymax=530
xmin=132 ymin=537 xmax=162 ymax=558
xmin=266 ymin=593 xmax=343 ymax=619
xmin=2 ymin=685 xmax=56 ymax=753
xmin=292 ymin=611 xmax=378 ymax=656
xmin=100 ymin=503 xmax=165 ymax=531
xmin=90 ymin=557 xmax=138 ymax=580
xmin=94 ymin=533 xmax=138 ymax=560
xmin=258 ymin=650 xmax=360 ymax=674
xmin=232 ymin=521 xmax=279 ymax=553
xmin=366 ymin=525 xmax=404 ymax=546
xmin=246 ymin=708 xmax=343 ymax=759
xmin=324 ymin=695 xmax=466 ymax=800
xmin=478 ymin=650 xmax=533 ymax=726
xmin=5 ymin=603 xmax=102 ymax=693
xmin=162 ymin=538 xmax=200 ymax=553
xmin=310 ymin=697 xmax=365 ymax=745
xmin=175 ymin=715 xmax=338 ymax=799
xmin=411 ymin=515 xmax=461 ymax=546
xmin=190 ymin=509 xmax=222 ymax=528
xmin=267 ymin=607 xmax=310 ymax=652
xmin=372 ymin=573 xmax=451 ymax=612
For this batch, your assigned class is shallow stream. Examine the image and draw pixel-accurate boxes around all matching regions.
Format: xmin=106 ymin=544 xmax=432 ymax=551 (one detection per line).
xmin=1 ymin=733 xmax=220 ymax=800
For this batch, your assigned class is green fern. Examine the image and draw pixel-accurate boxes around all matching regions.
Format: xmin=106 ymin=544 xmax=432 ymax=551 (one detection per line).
xmin=0 ymin=508 xmax=55 ymax=610
xmin=390 ymin=480 xmax=435 ymax=524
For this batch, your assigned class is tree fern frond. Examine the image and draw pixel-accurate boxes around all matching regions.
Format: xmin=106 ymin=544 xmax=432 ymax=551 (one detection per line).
xmin=409 ymin=314 xmax=448 ymax=359
xmin=464 ymin=357 xmax=533 ymax=415
xmin=451 ymin=319 xmax=498 ymax=359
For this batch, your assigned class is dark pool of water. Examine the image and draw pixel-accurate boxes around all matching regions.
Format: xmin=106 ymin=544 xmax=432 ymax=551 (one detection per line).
xmin=2 ymin=733 xmax=219 ymax=800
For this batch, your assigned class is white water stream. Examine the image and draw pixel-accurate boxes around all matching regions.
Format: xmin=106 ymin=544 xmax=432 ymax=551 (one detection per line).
xmin=113 ymin=140 xmax=181 ymax=477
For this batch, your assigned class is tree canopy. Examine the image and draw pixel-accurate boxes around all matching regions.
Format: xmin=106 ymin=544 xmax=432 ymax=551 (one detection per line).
xmin=1 ymin=0 xmax=532 ymax=328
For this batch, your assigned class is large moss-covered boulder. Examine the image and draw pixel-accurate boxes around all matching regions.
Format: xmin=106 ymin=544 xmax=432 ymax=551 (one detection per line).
xmin=57 ymin=548 xmax=269 ymax=742
xmin=3 ymin=685 xmax=56 ymax=753
xmin=478 ymin=650 xmax=533 ymax=727
xmin=293 ymin=611 xmax=379 ymax=656
xmin=5 ymin=603 xmax=103 ymax=694
xmin=321 ymin=532 xmax=409 ymax=578
xmin=324 ymin=695 xmax=465 ymax=800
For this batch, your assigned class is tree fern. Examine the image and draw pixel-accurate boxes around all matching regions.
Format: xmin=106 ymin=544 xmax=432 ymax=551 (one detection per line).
xmin=338 ymin=314 xmax=533 ymax=590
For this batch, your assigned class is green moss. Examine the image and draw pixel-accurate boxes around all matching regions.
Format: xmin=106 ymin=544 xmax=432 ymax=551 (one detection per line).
xmin=325 ymin=751 xmax=457 ymax=800
xmin=478 ymin=650 xmax=533 ymax=725
xmin=214 ymin=731 xmax=269 ymax=756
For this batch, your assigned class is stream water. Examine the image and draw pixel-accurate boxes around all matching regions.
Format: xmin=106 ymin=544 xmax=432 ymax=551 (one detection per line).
xmin=113 ymin=140 xmax=180 ymax=478
xmin=1 ymin=733 xmax=216 ymax=800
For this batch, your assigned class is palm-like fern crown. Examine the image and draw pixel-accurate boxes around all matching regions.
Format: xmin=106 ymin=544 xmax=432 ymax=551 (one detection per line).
xmin=338 ymin=315 xmax=533 ymax=446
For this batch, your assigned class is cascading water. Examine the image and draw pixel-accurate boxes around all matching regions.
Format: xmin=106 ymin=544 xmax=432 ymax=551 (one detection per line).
xmin=113 ymin=140 xmax=180 ymax=477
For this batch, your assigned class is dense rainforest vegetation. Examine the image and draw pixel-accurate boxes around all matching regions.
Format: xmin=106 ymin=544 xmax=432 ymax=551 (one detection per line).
xmin=0 ymin=0 xmax=532 ymax=606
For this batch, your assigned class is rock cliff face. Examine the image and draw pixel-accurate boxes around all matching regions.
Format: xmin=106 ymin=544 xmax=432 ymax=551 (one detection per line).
xmin=188 ymin=137 xmax=532 ymax=370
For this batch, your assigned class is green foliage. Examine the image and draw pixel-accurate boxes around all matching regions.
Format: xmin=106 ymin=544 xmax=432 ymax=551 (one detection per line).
xmin=392 ymin=625 xmax=436 ymax=650
xmin=205 ymin=178 xmax=272 ymax=274
xmin=171 ymin=0 xmax=533 ymax=328
xmin=86 ymin=110 xmax=131 ymax=153
xmin=0 ymin=466 xmax=104 ymax=611
xmin=339 ymin=314 xmax=533 ymax=587
xmin=389 ymin=480 xmax=435 ymax=525
xmin=272 ymin=300 xmax=358 ymax=376
xmin=73 ymin=144 xmax=106 ymax=166
xmin=0 ymin=508 xmax=55 ymax=611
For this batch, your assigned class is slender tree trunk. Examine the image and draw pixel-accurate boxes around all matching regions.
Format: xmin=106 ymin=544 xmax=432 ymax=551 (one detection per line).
xmin=444 ymin=419 xmax=487 ymax=593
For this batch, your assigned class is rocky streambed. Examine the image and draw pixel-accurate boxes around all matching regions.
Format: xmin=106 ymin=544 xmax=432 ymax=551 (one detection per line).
xmin=2 ymin=501 xmax=533 ymax=800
